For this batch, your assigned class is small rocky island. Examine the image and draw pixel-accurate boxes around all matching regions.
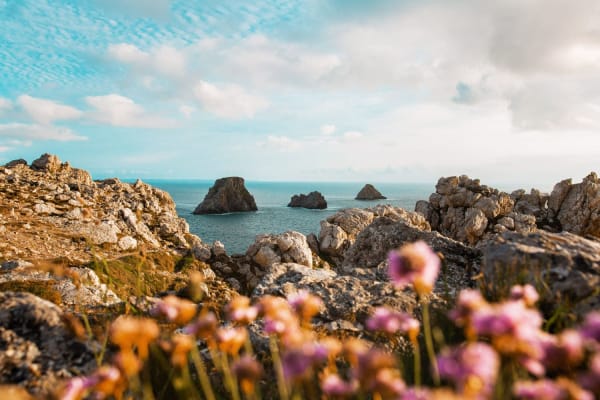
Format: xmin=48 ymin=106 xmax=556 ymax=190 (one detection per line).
xmin=355 ymin=183 xmax=387 ymax=200
xmin=193 ymin=177 xmax=257 ymax=214
xmin=287 ymin=191 xmax=327 ymax=209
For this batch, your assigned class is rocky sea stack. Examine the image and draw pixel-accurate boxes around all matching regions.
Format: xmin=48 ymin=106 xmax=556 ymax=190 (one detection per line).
xmin=193 ymin=177 xmax=257 ymax=214
xmin=355 ymin=184 xmax=387 ymax=200
xmin=288 ymin=191 xmax=327 ymax=209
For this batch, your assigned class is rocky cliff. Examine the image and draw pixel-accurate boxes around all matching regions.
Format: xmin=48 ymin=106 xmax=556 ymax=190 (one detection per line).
xmin=193 ymin=177 xmax=257 ymax=214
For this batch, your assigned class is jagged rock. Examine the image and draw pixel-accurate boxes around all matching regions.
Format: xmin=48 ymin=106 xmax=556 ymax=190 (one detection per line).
xmin=31 ymin=153 xmax=61 ymax=173
xmin=287 ymin=191 xmax=327 ymax=209
xmin=0 ymin=153 xmax=195 ymax=261
xmin=188 ymin=236 xmax=212 ymax=262
xmin=355 ymin=184 xmax=386 ymax=200
xmin=118 ymin=235 xmax=138 ymax=251
xmin=553 ymin=172 xmax=600 ymax=237
xmin=482 ymin=230 xmax=600 ymax=318
xmin=4 ymin=159 xmax=27 ymax=168
xmin=212 ymin=241 xmax=226 ymax=257
xmin=246 ymin=231 xmax=313 ymax=268
xmin=319 ymin=205 xmax=430 ymax=265
xmin=193 ymin=177 xmax=257 ymax=214
xmin=416 ymin=175 xmax=536 ymax=245
xmin=252 ymin=263 xmax=415 ymax=333
xmin=0 ymin=292 xmax=97 ymax=396
xmin=341 ymin=217 xmax=480 ymax=294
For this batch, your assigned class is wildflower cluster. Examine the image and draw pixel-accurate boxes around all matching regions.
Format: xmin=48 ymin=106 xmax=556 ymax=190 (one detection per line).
xmin=60 ymin=241 xmax=600 ymax=400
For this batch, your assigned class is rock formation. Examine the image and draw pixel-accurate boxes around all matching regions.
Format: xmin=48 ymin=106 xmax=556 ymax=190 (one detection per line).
xmin=416 ymin=173 xmax=600 ymax=246
xmin=0 ymin=292 xmax=97 ymax=396
xmin=318 ymin=205 xmax=430 ymax=265
xmin=482 ymin=230 xmax=600 ymax=318
xmin=355 ymin=184 xmax=386 ymax=200
xmin=287 ymin=191 xmax=327 ymax=209
xmin=246 ymin=231 xmax=313 ymax=268
xmin=193 ymin=177 xmax=257 ymax=214
xmin=415 ymin=175 xmax=537 ymax=245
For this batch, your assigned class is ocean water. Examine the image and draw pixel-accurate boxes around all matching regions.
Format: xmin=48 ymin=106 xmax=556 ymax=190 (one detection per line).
xmin=146 ymin=180 xmax=433 ymax=255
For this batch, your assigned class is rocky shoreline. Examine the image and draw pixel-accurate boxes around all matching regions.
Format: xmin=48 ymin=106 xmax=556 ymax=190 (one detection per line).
xmin=1 ymin=154 xmax=599 ymax=397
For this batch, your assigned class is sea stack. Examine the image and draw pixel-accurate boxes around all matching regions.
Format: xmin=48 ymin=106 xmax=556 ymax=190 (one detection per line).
xmin=288 ymin=191 xmax=327 ymax=209
xmin=193 ymin=177 xmax=257 ymax=214
xmin=355 ymin=184 xmax=387 ymax=200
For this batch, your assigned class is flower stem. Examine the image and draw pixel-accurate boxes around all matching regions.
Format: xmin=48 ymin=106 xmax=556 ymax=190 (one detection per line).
xmin=413 ymin=340 xmax=421 ymax=387
xmin=190 ymin=346 xmax=216 ymax=400
xmin=269 ymin=336 xmax=289 ymax=400
xmin=220 ymin=353 xmax=241 ymax=400
xmin=422 ymin=300 xmax=440 ymax=385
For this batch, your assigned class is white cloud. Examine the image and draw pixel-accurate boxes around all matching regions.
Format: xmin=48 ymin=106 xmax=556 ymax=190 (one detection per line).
xmin=320 ymin=124 xmax=336 ymax=135
xmin=0 ymin=97 xmax=12 ymax=112
xmin=193 ymin=81 xmax=268 ymax=119
xmin=108 ymin=43 xmax=186 ymax=79
xmin=262 ymin=135 xmax=302 ymax=152
xmin=85 ymin=94 xmax=172 ymax=128
xmin=108 ymin=43 xmax=148 ymax=64
xmin=0 ymin=123 xmax=86 ymax=141
xmin=17 ymin=95 xmax=82 ymax=124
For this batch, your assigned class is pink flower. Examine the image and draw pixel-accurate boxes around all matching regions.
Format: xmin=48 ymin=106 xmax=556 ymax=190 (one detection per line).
xmin=437 ymin=343 xmax=499 ymax=398
xmin=282 ymin=342 xmax=328 ymax=382
xmin=513 ymin=380 xmax=565 ymax=400
xmin=510 ymin=284 xmax=540 ymax=307
xmin=388 ymin=241 xmax=440 ymax=295
xmin=321 ymin=374 xmax=359 ymax=398
xmin=366 ymin=307 xmax=419 ymax=342
xmin=580 ymin=311 xmax=600 ymax=343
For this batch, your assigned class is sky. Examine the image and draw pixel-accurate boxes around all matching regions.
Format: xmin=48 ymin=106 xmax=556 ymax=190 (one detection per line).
xmin=1 ymin=0 xmax=599 ymax=187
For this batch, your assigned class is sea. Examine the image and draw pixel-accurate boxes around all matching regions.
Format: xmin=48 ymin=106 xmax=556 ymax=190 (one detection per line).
xmin=144 ymin=180 xmax=433 ymax=255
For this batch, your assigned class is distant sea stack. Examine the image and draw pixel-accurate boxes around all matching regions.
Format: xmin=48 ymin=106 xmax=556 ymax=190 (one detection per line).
xmin=355 ymin=184 xmax=387 ymax=200
xmin=288 ymin=191 xmax=327 ymax=209
xmin=193 ymin=177 xmax=257 ymax=214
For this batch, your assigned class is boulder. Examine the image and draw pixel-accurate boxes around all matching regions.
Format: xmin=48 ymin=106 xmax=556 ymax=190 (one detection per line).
xmin=319 ymin=205 xmax=430 ymax=265
xmin=0 ymin=292 xmax=97 ymax=396
xmin=193 ymin=177 xmax=257 ymax=214
xmin=553 ymin=172 xmax=600 ymax=237
xmin=482 ymin=230 xmax=600 ymax=318
xmin=341 ymin=217 xmax=481 ymax=295
xmin=355 ymin=184 xmax=387 ymax=200
xmin=246 ymin=231 xmax=313 ymax=268
xmin=30 ymin=153 xmax=61 ymax=173
xmin=4 ymin=159 xmax=27 ymax=168
xmin=287 ymin=191 xmax=327 ymax=209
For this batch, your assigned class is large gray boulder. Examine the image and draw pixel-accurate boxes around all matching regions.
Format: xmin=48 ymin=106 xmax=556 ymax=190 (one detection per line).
xmin=318 ymin=205 xmax=430 ymax=265
xmin=287 ymin=191 xmax=327 ymax=209
xmin=482 ymin=230 xmax=600 ymax=318
xmin=246 ymin=231 xmax=313 ymax=268
xmin=355 ymin=184 xmax=386 ymax=200
xmin=0 ymin=292 xmax=97 ymax=397
xmin=193 ymin=177 xmax=257 ymax=214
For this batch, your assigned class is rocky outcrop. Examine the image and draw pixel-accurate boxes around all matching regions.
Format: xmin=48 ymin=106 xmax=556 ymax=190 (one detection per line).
xmin=193 ymin=177 xmax=257 ymax=214
xmin=417 ymin=173 xmax=600 ymax=245
xmin=547 ymin=172 xmax=600 ymax=237
xmin=355 ymin=184 xmax=386 ymax=200
xmin=0 ymin=292 xmax=97 ymax=396
xmin=341 ymin=217 xmax=480 ymax=291
xmin=246 ymin=231 xmax=313 ymax=269
xmin=287 ymin=191 xmax=327 ymax=209
xmin=0 ymin=154 xmax=194 ymax=263
xmin=415 ymin=175 xmax=537 ymax=245
xmin=252 ymin=263 xmax=416 ymax=341
xmin=318 ymin=205 xmax=430 ymax=265
xmin=482 ymin=230 xmax=600 ymax=318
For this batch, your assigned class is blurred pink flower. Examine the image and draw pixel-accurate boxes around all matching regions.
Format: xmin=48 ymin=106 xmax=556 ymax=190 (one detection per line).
xmin=366 ymin=306 xmax=419 ymax=342
xmin=388 ymin=241 xmax=440 ymax=295
xmin=437 ymin=342 xmax=499 ymax=398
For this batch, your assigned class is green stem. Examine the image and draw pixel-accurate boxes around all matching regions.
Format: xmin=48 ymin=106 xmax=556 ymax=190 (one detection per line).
xmin=221 ymin=353 xmax=241 ymax=400
xmin=422 ymin=300 xmax=440 ymax=385
xmin=413 ymin=340 xmax=421 ymax=387
xmin=190 ymin=346 xmax=216 ymax=400
xmin=269 ymin=336 xmax=289 ymax=400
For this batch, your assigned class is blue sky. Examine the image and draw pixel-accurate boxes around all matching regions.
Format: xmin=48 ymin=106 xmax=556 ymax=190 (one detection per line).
xmin=1 ymin=0 xmax=599 ymax=186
